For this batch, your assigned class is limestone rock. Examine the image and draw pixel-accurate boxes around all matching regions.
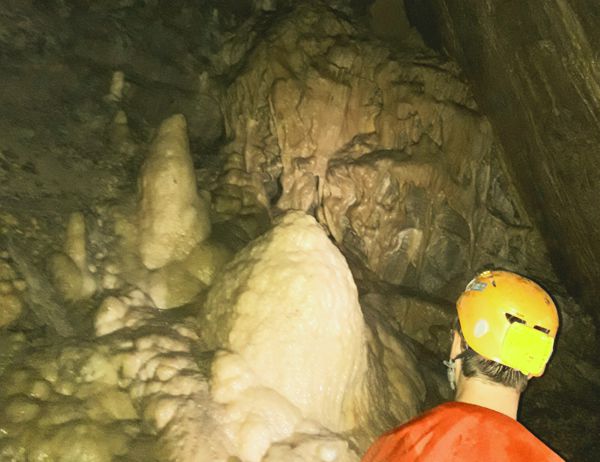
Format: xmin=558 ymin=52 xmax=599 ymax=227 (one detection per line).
xmin=322 ymin=153 xmax=467 ymax=292
xmin=222 ymin=2 xmax=478 ymax=218
xmin=362 ymin=292 xmax=454 ymax=358
xmin=138 ymin=114 xmax=211 ymax=270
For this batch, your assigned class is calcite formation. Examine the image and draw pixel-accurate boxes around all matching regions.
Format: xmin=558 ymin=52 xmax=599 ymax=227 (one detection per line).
xmin=75 ymin=114 xmax=233 ymax=310
xmin=0 ymin=338 xmax=139 ymax=461
xmin=34 ymin=210 xmax=420 ymax=462
xmin=66 ymin=212 xmax=96 ymax=297
xmin=138 ymin=114 xmax=211 ymax=270
xmin=106 ymin=70 xmax=126 ymax=102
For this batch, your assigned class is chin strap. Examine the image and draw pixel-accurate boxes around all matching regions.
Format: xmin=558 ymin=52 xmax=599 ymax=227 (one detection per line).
xmin=442 ymin=359 xmax=457 ymax=390
xmin=443 ymin=349 xmax=470 ymax=391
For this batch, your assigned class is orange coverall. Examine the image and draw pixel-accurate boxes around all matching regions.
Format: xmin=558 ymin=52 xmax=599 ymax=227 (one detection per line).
xmin=361 ymin=402 xmax=564 ymax=462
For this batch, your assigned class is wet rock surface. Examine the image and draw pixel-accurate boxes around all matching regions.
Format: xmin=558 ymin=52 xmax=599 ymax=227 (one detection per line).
xmin=408 ymin=0 xmax=600 ymax=325
xmin=0 ymin=1 xmax=598 ymax=461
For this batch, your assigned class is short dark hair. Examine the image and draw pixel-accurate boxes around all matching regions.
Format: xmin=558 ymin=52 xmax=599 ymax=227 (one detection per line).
xmin=454 ymin=318 xmax=529 ymax=393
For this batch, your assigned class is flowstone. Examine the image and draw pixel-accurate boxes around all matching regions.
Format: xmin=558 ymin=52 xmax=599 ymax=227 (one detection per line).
xmin=0 ymin=205 xmax=426 ymax=462
xmin=219 ymin=1 xmax=556 ymax=300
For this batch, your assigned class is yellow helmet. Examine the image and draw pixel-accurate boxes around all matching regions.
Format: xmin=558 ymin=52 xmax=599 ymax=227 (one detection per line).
xmin=456 ymin=270 xmax=559 ymax=377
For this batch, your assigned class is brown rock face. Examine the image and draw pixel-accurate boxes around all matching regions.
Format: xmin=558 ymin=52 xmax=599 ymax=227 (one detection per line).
xmin=223 ymin=2 xmax=555 ymax=299
xmin=407 ymin=0 xmax=600 ymax=320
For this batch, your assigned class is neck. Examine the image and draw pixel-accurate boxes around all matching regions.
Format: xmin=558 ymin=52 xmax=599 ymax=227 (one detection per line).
xmin=455 ymin=375 xmax=521 ymax=419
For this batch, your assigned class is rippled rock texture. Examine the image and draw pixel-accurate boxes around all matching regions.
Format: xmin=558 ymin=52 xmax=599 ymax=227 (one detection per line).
xmin=221 ymin=2 xmax=555 ymax=299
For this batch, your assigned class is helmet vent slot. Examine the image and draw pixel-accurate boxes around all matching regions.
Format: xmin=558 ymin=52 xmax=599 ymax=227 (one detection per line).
xmin=505 ymin=313 xmax=526 ymax=325
xmin=533 ymin=325 xmax=550 ymax=334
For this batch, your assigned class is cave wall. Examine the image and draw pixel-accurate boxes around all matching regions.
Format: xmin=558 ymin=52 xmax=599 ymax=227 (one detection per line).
xmin=407 ymin=0 xmax=600 ymax=320
xmin=0 ymin=1 xmax=599 ymax=460
xmin=217 ymin=2 xmax=563 ymax=301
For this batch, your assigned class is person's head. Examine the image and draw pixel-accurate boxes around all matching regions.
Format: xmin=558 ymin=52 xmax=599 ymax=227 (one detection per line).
xmin=448 ymin=270 xmax=559 ymax=393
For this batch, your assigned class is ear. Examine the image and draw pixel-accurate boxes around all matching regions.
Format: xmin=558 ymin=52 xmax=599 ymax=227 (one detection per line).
xmin=450 ymin=330 xmax=463 ymax=359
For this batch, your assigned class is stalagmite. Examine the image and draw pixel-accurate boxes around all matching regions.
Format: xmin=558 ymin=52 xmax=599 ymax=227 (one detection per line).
xmin=138 ymin=114 xmax=211 ymax=270
xmin=49 ymin=212 xmax=96 ymax=301
xmin=107 ymin=70 xmax=126 ymax=102
xmin=203 ymin=211 xmax=369 ymax=461
xmin=64 ymin=212 xmax=97 ymax=298
xmin=109 ymin=110 xmax=135 ymax=155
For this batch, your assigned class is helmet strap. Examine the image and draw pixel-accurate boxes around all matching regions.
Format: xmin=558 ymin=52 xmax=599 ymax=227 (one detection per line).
xmin=442 ymin=359 xmax=456 ymax=390
xmin=443 ymin=348 xmax=470 ymax=391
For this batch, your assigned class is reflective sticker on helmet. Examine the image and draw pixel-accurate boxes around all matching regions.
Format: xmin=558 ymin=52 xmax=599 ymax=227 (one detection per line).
xmin=500 ymin=322 xmax=554 ymax=376
xmin=473 ymin=319 xmax=489 ymax=338
xmin=466 ymin=280 xmax=487 ymax=292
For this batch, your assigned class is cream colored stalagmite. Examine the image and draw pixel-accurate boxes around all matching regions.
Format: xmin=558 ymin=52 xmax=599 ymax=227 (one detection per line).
xmin=64 ymin=212 xmax=97 ymax=299
xmin=137 ymin=114 xmax=211 ymax=270
xmin=48 ymin=211 xmax=97 ymax=301
xmin=99 ymin=114 xmax=225 ymax=309
xmin=202 ymin=211 xmax=369 ymax=462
